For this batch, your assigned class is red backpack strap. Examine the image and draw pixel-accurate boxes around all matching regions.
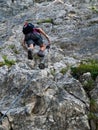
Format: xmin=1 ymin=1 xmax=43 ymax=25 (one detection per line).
xmin=33 ymin=28 xmax=40 ymax=33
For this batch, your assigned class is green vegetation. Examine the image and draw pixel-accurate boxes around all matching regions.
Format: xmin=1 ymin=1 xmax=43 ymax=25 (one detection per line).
xmin=91 ymin=6 xmax=98 ymax=13
xmin=88 ymin=99 xmax=98 ymax=128
xmin=73 ymin=59 xmax=98 ymax=128
xmin=71 ymin=60 xmax=98 ymax=80
xmin=9 ymin=44 xmax=15 ymax=50
xmin=0 ymin=55 xmax=16 ymax=67
xmin=9 ymin=44 xmax=20 ymax=54
xmin=88 ymin=112 xmax=98 ymax=130
xmin=13 ymin=49 xmax=20 ymax=54
xmin=0 ymin=62 xmax=5 ymax=67
xmin=90 ymin=98 xmax=98 ymax=112
xmin=60 ymin=67 xmax=68 ymax=75
xmin=37 ymin=18 xmax=53 ymax=24
xmin=0 ymin=46 xmax=5 ymax=50
xmin=88 ymin=112 xmax=98 ymax=120
xmin=83 ymin=79 xmax=95 ymax=92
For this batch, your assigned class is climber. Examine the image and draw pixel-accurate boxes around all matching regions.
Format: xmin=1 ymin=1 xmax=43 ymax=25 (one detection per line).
xmin=22 ymin=22 xmax=51 ymax=60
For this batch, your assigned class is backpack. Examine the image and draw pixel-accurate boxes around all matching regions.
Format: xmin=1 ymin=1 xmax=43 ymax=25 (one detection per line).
xmin=23 ymin=23 xmax=42 ymax=41
xmin=22 ymin=23 xmax=34 ymax=35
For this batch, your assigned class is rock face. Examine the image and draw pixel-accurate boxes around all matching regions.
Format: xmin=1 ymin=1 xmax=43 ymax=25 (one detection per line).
xmin=0 ymin=0 xmax=98 ymax=130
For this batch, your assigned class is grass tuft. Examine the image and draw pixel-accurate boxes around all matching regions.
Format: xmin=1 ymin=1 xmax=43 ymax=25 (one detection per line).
xmin=37 ymin=18 xmax=53 ymax=24
xmin=2 ymin=55 xmax=16 ymax=67
xmin=0 ymin=62 xmax=5 ymax=67
xmin=90 ymin=98 xmax=98 ymax=112
xmin=60 ymin=67 xmax=68 ymax=75
xmin=9 ymin=45 xmax=20 ymax=54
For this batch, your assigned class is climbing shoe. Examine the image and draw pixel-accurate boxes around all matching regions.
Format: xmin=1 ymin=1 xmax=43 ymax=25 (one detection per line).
xmin=46 ymin=44 xmax=50 ymax=49
xmin=28 ymin=49 xmax=33 ymax=60
xmin=37 ymin=50 xmax=45 ymax=57
xmin=39 ymin=63 xmax=45 ymax=69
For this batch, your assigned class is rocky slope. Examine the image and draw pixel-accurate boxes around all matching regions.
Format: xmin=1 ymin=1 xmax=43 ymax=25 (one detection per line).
xmin=0 ymin=0 xmax=98 ymax=130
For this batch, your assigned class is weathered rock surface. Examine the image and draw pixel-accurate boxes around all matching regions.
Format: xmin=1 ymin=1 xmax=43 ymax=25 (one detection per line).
xmin=0 ymin=0 xmax=98 ymax=130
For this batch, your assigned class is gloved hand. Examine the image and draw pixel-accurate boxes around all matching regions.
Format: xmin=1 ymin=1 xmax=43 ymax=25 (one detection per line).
xmin=46 ymin=44 xmax=50 ymax=49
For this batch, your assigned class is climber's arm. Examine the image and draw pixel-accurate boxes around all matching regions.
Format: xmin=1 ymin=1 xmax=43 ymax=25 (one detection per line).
xmin=37 ymin=28 xmax=50 ymax=44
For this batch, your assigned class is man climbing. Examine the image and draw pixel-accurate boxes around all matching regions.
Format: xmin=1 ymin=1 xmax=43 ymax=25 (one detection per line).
xmin=22 ymin=22 xmax=50 ymax=60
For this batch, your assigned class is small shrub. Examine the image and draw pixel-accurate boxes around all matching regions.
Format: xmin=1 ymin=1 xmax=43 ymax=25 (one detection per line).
xmin=71 ymin=60 xmax=98 ymax=80
xmin=88 ymin=112 xmax=94 ymax=120
xmin=88 ymin=112 xmax=98 ymax=130
xmin=13 ymin=49 xmax=20 ymax=54
xmin=91 ymin=6 xmax=98 ymax=13
xmin=90 ymin=98 xmax=98 ymax=112
xmin=60 ymin=68 xmax=68 ymax=75
xmin=3 ymin=55 xmax=16 ymax=67
xmin=83 ymin=79 xmax=95 ymax=92
xmin=0 ymin=46 xmax=5 ymax=50
xmin=9 ymin=44 xmax=15 ymax=49
xmin=0 ymin=62 xmax=5 ymax=67
xmin=88 ymin=112 xmax=98 ymax=120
